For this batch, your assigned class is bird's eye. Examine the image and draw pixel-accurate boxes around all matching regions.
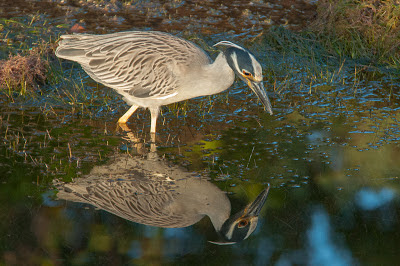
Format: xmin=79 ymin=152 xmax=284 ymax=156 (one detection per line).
xmin=242 ymin=70 xmax=252 ymax=77
xmin=238 ymin=220 xmax=249 ymax=228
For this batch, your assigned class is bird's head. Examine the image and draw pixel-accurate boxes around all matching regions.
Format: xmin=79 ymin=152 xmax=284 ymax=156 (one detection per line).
xmin=209 ymin=185 xmax=270 ymax=245
xmin=214 ymin=41 xmax=273 ymax=115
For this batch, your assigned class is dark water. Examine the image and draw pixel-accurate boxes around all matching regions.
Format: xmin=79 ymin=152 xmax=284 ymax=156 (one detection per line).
xmin=1 ymin=0 xmax=400 ymax=265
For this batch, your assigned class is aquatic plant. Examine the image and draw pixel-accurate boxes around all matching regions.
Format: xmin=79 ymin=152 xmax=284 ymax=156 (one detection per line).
xmin=0 ymin=15 xmax=67 ymax=98
xmin=0 ymin=51 xmax=48 ymax=95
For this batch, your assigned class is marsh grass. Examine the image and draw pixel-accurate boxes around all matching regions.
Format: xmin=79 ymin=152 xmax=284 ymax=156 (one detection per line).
xmin=310 ymin=0 xmax=400 ymax=66
xmin=0 ymin=14 xmax=119 ymax=120
xmin=1 ymin=3 xmax=399 ymax=123
xmin=0 ymin=15 xmax=68 ymax=99
xmin=259 ymin=0 xmax=400 ymax=102
xmin=259 ymin=22 xmax=400 ymax=108
xmin=0 ymin=51 xmax=48 ymax=97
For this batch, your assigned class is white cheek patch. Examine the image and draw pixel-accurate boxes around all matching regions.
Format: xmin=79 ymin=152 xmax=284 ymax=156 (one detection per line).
xmin=225 ymin=221 xmax=236 ymax=240
xmin=244 ymin=217 xmax=259 ymax=240
xmin=249 ymin=54 xmax=263 ymax=81
xmin=231 ymin=52 xmax=241 ymax=74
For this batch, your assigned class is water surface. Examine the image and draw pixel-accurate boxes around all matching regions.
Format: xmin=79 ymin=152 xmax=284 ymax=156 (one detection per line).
xmin=1 ymin=1 xmax=400 ymax=265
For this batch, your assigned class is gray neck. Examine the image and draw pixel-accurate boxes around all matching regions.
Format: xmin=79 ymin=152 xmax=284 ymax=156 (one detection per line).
xmin=174 ymin=52 xmax=235 ymax=107
xmin=205 ymin=53 xmax=235 ymax=94
xmin=177 ymin=177 xmax=231 ymax=231
xmin=183 ymin=52 xmax=235 ymax=98
xmin=207 ymin=203 xmax=231 ymax=231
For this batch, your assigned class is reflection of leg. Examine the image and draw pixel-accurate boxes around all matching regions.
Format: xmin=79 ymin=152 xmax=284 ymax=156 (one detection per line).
xmin=150 ymin=142 xmax=157 ymax=152
xmin=118 ymin=123 xmax=140 ymax=143
xmin=118 ymin=123 xmax=148 ymax=155
xmin=118 ymin=105 xmax=139 ymax=124
xmin=149 ymin=107 xmax=159 ymax=134
xmin=147 ymin=142 xmax=158 ymax=160
xmin=118 ymin=122 xmax=131 ymax=132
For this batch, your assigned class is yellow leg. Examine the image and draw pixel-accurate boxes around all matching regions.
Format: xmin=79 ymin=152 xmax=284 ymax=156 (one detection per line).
xmin=118 ymin=105 xmax=139 ymax=124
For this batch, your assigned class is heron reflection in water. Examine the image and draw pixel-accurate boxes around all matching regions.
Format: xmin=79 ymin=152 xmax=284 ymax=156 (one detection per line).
xmin=56 ymin=136 xmax=269 ymax=244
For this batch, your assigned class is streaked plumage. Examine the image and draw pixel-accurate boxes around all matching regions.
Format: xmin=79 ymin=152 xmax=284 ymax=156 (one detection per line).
xmin=56 ymin=31 xmax=273 ymax=135
xmin=56 ymin=152 xmax=270 ymax=244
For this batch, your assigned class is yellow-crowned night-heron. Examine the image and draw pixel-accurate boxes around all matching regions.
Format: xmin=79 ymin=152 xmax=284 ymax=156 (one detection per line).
xmin=55 ymin=31 xmax=273 ymax=135
xmin=56 ymin=153 xmax=269 ymax=244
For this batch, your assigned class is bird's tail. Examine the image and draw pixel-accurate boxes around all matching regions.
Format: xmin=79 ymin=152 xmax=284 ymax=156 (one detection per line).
xmin=55 ymin=34 xmax=95 ymax=64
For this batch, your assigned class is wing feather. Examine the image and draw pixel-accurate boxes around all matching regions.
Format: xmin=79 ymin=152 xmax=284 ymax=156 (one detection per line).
xmin=56 ymin=31 xmax=211 ymax=99
xmin=59 ymin=178 xmax=195 ymax=228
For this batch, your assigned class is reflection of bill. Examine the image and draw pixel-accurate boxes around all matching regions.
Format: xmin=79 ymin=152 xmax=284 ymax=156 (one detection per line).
xmin=56 ymin=150 xmax=269 ymax=245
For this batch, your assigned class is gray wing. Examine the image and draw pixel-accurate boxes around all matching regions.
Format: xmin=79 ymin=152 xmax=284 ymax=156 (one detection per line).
xmin=57 ymin=176 xmax=201 ymax=228
xmin=55 ymin=31 xmax=211 ymax=98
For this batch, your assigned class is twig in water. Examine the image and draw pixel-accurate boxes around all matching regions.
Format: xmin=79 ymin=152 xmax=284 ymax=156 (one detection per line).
xmin=68 ymin=143 xmax=72 ymax=160
xmin=247 ymin=146 xmax=255 ymax=169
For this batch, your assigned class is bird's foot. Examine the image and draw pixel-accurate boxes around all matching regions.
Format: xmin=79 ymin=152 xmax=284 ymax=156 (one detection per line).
xmin=118 ymin=122 xmax=131 ymax=132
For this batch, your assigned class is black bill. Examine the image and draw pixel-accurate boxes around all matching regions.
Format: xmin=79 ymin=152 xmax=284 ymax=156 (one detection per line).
xmin=248 ymin=80 xmax=273 ymax=115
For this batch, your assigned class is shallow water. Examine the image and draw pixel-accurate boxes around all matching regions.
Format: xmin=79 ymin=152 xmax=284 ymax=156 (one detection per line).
xmin=1 ymin=1 xmax=400 ymax=265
